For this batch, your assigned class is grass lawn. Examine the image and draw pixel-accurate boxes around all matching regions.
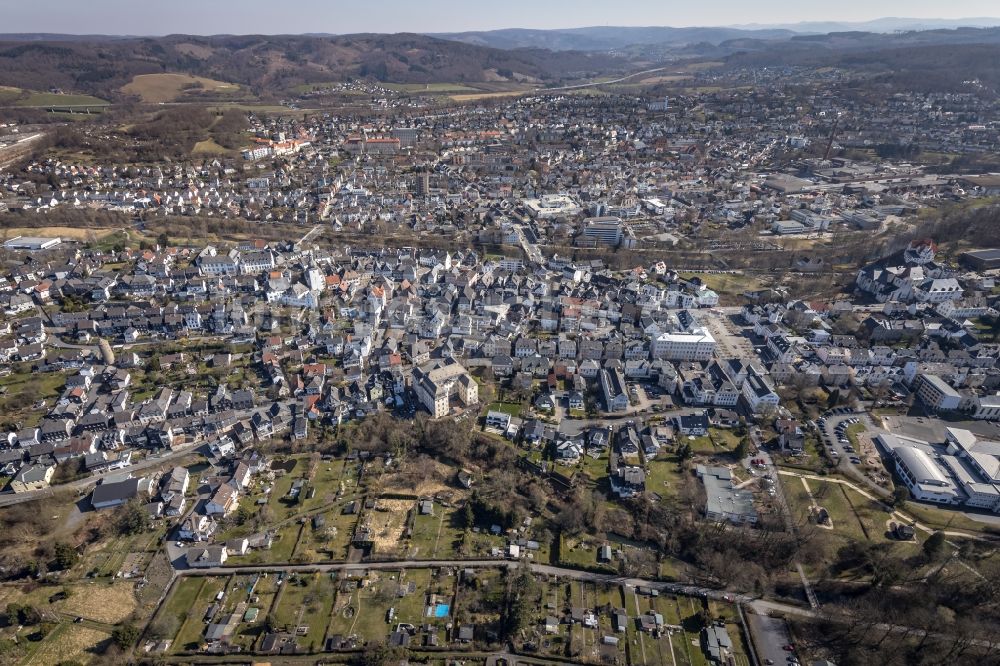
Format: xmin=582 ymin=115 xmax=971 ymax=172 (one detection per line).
xmin=0 ymin=86 xmax=22 ymax=103
xmin=293 ymin=499 xmax=361 ymax=562
xmin=385 ymin=82 xmax=482 ymax=93
xmin=172 ymin=576 xmax=227 ymax=652
xmin=326 ymin=569 xmax=444 ymax=645
xmin=902 ymin=501 xmax=1000 ymax=535
xmin=157 ymin=577 xmax=205 ymax=643
xmin=686 ymin=435 xmax=718 ymax=455
xmin=559 ymin=535 xmax=614 ymax=571
xmin=679 ymin=272 xmax=764 ymax=299
xmin=486 ymin=401 xmax=523 ymax=417
xmin=0 ymin=370 xmax=67 ymax=429
xmin=409 ymin=510 xmax=452 ymax=559
xmin=579 ymin=450 xmax=609 ymax=483
xmin=270 ymin=572 xmax=335 ymax=650
xmin=12 ymin=92 xmax=109 ymax=107
xmin=21 ymin=623 xmax=109 ymax=666
xmin=786 ymin=476 xmax=869 ymax=542
xmin=645 ymin=456 xmax=688 ymax=500
xmin=710 ymin=428 xmax=741 ymax=450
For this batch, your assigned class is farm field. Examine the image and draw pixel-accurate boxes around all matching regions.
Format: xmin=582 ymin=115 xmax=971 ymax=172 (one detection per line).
xmin=0 ymin=226 xmax=121 ymax=241
xmin=122 ymin=73 xmax=241 ymax=103
xmin=385 ymin=82 xmax=483 ymax=93
xmin=3 ymin=89 xmax=109 ymax=107
xmin=22 ymin=624 xmax=109 ymax=665
xmin=192 ymin=138 xmax=234 ymax=155
xmin=450 ymin=91 xmax=529 ymax=102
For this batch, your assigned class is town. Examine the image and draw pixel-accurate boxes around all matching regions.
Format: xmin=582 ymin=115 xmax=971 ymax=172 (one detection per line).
xmin=1 ymin=18 xmax=1000 ymax=666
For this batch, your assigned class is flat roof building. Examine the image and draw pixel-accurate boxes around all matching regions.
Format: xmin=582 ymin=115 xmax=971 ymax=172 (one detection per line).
xmin=3 ymin=236 xmax=61 ymax=251
xmin=961 ymin=248 xmax=1000 ymax=271
xmin=696 ymin=465 xmax=758 ymax=524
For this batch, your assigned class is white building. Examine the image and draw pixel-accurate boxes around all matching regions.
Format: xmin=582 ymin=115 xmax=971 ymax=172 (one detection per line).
xmin=412 ymin=360 xmax=478 ymax=418
xmin=651 ymin=328 xmax=716 ymax=361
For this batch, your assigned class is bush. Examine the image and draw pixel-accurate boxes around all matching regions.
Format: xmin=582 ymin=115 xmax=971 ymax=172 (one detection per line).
xmin=111 ymin=622 xmax=141 ymax=650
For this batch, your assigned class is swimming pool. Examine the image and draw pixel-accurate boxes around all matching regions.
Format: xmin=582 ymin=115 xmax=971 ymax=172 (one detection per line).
xmin=433 ymin=603 xmax=450 ymax=618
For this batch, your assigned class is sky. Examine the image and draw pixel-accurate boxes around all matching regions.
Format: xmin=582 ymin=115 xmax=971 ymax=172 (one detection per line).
xmin=3 ymin=0 xmax=1000 ymax=35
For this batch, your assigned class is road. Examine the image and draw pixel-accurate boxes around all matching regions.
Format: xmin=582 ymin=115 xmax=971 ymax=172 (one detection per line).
xmin=0 ymin=131 xmax=45 ymax=171
xmin=178 ymin=557 xmax=806 ymax=616
xmin=540 ymin=66 xmax=671 ymax=92
xmin=297 ymin=224 xmax=323 ymax=247
xmin=0 ymin=441 xmax=203 ymax=507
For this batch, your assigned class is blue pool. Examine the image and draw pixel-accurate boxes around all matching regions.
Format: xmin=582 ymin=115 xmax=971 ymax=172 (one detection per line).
xmin=433 ymin=604 xmax=450 ymax=618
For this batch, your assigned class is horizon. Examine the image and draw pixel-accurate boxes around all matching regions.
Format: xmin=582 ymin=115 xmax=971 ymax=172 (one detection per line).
xmin=3 ymin=0 xmax=1000 ymax=36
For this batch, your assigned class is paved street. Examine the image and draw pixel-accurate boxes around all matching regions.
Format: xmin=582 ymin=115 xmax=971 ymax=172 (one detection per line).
xmin=0 ymin=441 xmax=203 ymax=507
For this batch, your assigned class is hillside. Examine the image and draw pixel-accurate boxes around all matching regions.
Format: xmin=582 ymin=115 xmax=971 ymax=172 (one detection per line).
xmin=431 ymin=25 xmax=798 ymax=52
xmin=0 ymin=33 xmax=628 ymax=100
xmin=720 ymin=30 xmax=1000 ymax=94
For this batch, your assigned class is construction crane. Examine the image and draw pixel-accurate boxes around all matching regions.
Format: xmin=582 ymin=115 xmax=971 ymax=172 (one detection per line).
xmin=824 ymin=111 xmax=842 ymax=161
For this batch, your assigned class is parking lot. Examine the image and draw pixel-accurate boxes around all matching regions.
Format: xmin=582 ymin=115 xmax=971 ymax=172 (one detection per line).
xmin=746 ymin=612 xmax=797 ymax=666
xmin=699 ymin=310 xmax=757 ymax=358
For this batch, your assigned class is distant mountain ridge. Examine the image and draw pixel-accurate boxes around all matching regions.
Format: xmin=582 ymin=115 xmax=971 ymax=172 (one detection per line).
xmin=430 ymin=26 xmax=800 ymax=51
xmin=431 ymin=18 xmax=1000 ymax=52
xmin=727 ymin=16 xmax=1000 ymax=33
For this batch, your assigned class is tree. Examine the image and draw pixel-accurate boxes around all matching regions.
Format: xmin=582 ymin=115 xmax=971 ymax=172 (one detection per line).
xmin=923 ymin=531 xmax=947 ymax=561
xmin=52 ymin=543 xmax=78 ymax=571
xmin=735 ymin=436 xmax=751 ymax=460
xmin=827 ymin=389 xmax=841 ymax=410
xmin=352 ymin=643 xmax=406 ymax=666
xmin=116 ymin=500 xmax=148 ymax=536
xmin=891 ymin=485 xmax=910 ymax=508
xmin=111 ymin=623 xmax=140 ymax=650
xmin=5 ymin=604 xmax=41 ymax=626
xmin=502 ymin=565 xmax=538 ymax=639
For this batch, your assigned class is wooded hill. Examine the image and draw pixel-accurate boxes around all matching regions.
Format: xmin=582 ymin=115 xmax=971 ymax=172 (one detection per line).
xmin=0 ymin=33 xmax=628 ymax=100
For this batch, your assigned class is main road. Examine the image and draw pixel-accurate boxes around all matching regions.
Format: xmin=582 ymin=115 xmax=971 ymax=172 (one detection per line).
xmin=0 ymin=440 xmax=203 ymax=508
xmin=179 ymin=556 xmax=802 ymax=617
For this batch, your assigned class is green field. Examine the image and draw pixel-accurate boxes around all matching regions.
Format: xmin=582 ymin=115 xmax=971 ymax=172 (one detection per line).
xmin=486 ymin=401 xmax=523 ymax=417
xmin=385 ymin=82 xmax=482 ymax=93
xmin=270 ymin=572 xmax=335 ymax=650
xmin=12 ymin=92 xmax=109 ymax=107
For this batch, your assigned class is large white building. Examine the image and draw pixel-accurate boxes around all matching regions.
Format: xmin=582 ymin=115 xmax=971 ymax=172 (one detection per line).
xmin=875 ymin=430 xmax=1000 ymax=512
xmin=651 ymin=328 xmax=716 ymax=361
xmin=741 ymin=367 xmax=780 ymax=413
xmin=412 ymin=360 xmax=479 ymax=418
xmin=916 ymin=374 xmax=961 ymax=412
xmin=891 ymin=445 xmax=963 ymax=505
xmin=523 ymin=194 xmax=582 ymax=220
xmin=582 ymin=216 xmax=624 ymax=246
xmin=600 ymin=368 xmax=629 ymax=412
